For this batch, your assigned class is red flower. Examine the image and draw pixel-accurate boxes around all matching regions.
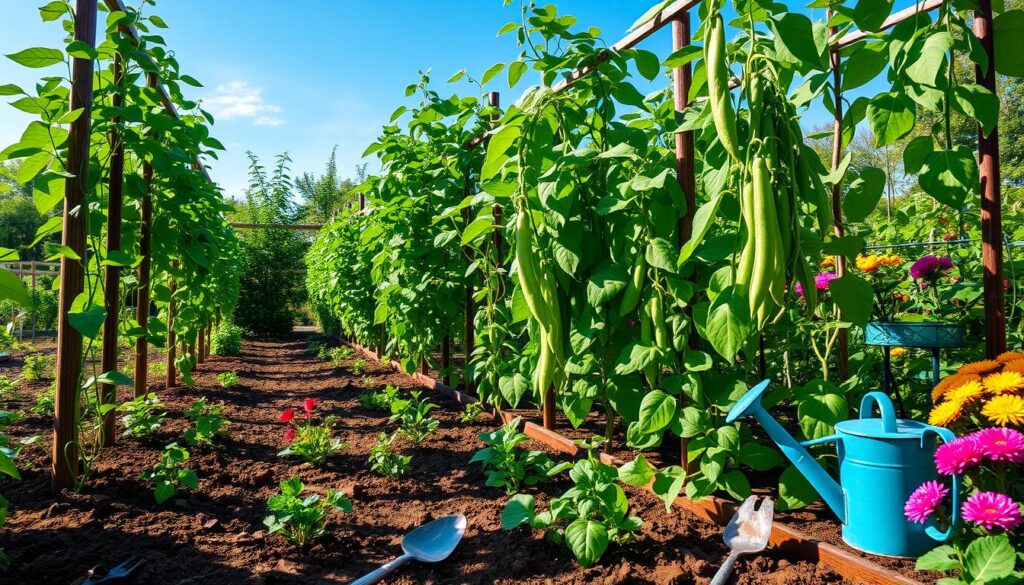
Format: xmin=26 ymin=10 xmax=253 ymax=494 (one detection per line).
xmin=284 ymin=427 xmax=296 ymax=443
xmin=280 ymin=408 xmax=296 ymax=423
xmin=304 ymin=398 xmax=317 ymax=416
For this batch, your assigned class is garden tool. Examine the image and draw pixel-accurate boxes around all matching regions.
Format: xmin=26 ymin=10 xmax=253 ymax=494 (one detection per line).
xmin=709 ymin=495 xmax=774 ymax=585
xmin=79 ymin=555 xmax=145 ymax=584
xmin=348 ymin=514 xmax=466 ymax=585
xmin=727 ymin=380 xmax=962 ymax=557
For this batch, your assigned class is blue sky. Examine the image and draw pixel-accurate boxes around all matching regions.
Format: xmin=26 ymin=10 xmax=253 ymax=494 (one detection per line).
xmin=0 ymin=0 xmax=917 ymax=200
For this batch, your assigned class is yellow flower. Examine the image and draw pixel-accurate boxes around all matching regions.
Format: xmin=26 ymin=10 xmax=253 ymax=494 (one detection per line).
xmin=881 ymin=254 xmax=902 ymax=267
xmin=981 ymin=394 xmax=1024 ymax=426
xmin=820 ymin=257 xmax=835 ymax=269
xmin=929 ymin=400 xmax=963 ymax=426
xmin=957 ymin=360 xmax=1002 ymax=375
xmin=890 ymin=347 xmax=907 ymax=358
xmin=856 ymin=254 xmax=882 ymax=273
xmin=983 ymin=371 xmax=1024 ymax=395
xmin=946 ymin=381 xmax=986 ymax=406
xmin=932 ymin=373 xmax=981 ymax=403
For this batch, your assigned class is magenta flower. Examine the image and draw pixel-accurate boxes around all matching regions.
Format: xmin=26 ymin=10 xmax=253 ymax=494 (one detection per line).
xmin=815 ymin=272 xmax=838 ymax=290
xmin=961 ymin=491 xmax=1023 ymax=531
xmin=935 ymin=436 xmax=984 ymax=475
xmin=937 ymin=256 xmax=953 ymax=270
xmin=905 ymin=480 xmax=950 ymax=524
xmin=910 ymin=255 xmax=953 ymax=280
xmin=973 ymin=427 xmax=1024 ymax=463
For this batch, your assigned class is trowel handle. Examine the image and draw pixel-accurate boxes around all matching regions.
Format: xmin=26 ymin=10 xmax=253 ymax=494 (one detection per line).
xmin=709 ymin=551 xmax=741 ymax=585
xmin=859 ymin=392 xmax=897 ymax=433
xmin=922 ymin=425 xmax=961 ymax=543
xmin=349 ymin=553 xmax=413 ymax=585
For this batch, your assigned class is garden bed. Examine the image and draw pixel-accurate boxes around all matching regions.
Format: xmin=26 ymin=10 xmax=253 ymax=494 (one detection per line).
xmin=0 ymin=333 xmax=851 ymax=584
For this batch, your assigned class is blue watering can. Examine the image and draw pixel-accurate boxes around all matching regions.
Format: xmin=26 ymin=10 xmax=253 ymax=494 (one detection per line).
xmin=727 ymin=380 xmax=961 ymax=557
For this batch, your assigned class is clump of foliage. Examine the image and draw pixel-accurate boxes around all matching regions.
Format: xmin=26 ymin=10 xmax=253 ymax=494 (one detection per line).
xmin=470 ymin=418 xmax=570 ymax=494
xmin=0 ymin=376 xmax=19 ymax=402
xmin=368 ymin=432 xmax=411 ymax=478
xmin=118 ymin=393 xmax=166 ymax=438
xmin=358 ymin=384 xmax=400 ymax=412
xmin=141 ymin=443 xmax=199 ymax=504
xmin=30 ymin=383 xmax=54 ymax=416
xmin=389 ymin=390 xmax=439 ymax=446
xmin=183 ymin=398 xmax=230 ymax=448
xmin=210 ymin=322 xmax=244 ymax=356
xmin=327 ymin=346 xmax=353 ymax=366
xmin=0 ymin=410 xmax=28 ymax=570
xmin=502 ymin=439 xmax=644 ymax=568
xmin=216 ymin=371 xmax=239 ymax=388
xmin=459 ymin=402 xmax=487 ymax=424
xmin=350 ymin=358 xmax=367 ymax=376
xmin=278 ymin=398 xmax=346 ymax=464
xmin=20 ymin=354 xmax=54 ymax=381
xmin=0 ymin=327 xmax=15 ymax=353
xmin=264 ymin=477 xmax=351 ymax=547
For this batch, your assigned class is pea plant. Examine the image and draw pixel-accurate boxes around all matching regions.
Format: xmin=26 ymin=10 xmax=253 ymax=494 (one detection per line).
xmin=367 ymin=432 xmax=411 ymax=479
xmin=470 ymin=418 xmax=570 ymax=494
xmin=216 ymin=371 xmax=239 ymax=389
xmin=389 ymin=391 xmax=439 ymax=446
xmin=140 ymin=443 xmax=198 ymax=505
xmin=264 ymin=477 xmax=352 ymax=548
xmin=183 ymin=398 xmax=230 ymax=448
xmin=118 ymin=393 xmax=166 ymax=439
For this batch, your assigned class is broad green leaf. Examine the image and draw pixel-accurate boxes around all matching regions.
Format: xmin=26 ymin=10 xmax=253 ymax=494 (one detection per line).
xmin=951 ymin=83 xmax=999 ymax=137
xmin=508 ymin=60 xmax=528 ymax=87
xmin=637 ymin=390 xmax=675 ymax=434
xmin=797 ymin=390 xmax=847 ymax=440
xmin=994 ymin=10 xmax=1024 ymax=77
xmin=0 ymin=269 xmax=33 ymax=308
xmin=645 ymin=237 xmax=677 ymax=273
xmin=461 ymin=217 xmax=493 ymax=246
xmin=915 ymin=545 xmax=960 ymax=572
xmin=738 ymin=442 xmax=783 ymax=471
xmin=565 ymin=519 xmax=609 ymax=568
xmin=964 ymin=535 xmax=1016 ymax=582
xmin=629 ymin=0 xmax=673 ymax=31
xmin=678 ymin=193 xmax=723 ymax=266
xmin=501 ymin=494 xmax=535 ymax=529
xmin=6 ymin=47 xmax=64 ymax=68
xmin=719 ymin=470 xmax=751 ymax=500
xmin=614 ymin=342 xmax=659 ymax=376
xmin=672 ymin=406 xmax=709 ymax=438
xmin=480 ymin=124 xmax=520 ymax=181
xmin=867 ymin=92 xmax=916 ymax=147
xmin=586 ymin=263 xmax=627 ymax=306
xmin=841 ymin=42 xmax=888 ymax=91
xmin=39 ymin=1 xmax=68 ymax=21
xmin=617 ymin=454 xmax=656 ymax=486
xmin=777 ymin=464 xmax=819 ymax=510
xmin=68 ymin=293 xmax=106 ymax=339
xmin=633 ymin=49 xmax=661 ymax=81
xmin=902 ymin=135 xmax=933 ymax=175
xmin=770 ymin=13 xmax=824 ymax=67
xmin=850 ymin=0 xmax=895 ymax=32
xmin=651 ymin=465 xmax=685 ymax=511
xmin=481 ymin=62 xmax=506 ymax=86
xmin=705 ymin=289 xmax=752 ymax=360
xmin=0 ymin=452 xmax=19 ymax=480
xmin=829 ymin=273 xmax=873 ymax=327
xmin=919 ymin=146 xmax=978 ymax=209
xmin=96 ymin=371 xmax=134 ymax=387
xmin=904 ymin=32 xmax=952 ymax=87
xmin=0 ymin=84 xmax=23 ymax=96
xmin=843 ymin=167 xmax=886 ymax=223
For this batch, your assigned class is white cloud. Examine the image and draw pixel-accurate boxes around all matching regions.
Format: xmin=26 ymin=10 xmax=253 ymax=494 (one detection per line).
xmin=203 ymin=81 xmax=284 ymax=126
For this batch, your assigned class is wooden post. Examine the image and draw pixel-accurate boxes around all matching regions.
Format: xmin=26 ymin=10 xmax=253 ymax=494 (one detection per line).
xmin=975 ymin=0 xmax=1006 ymax=358
xmin=205 ymin=325 xmax=212 ymax=359
xmin=100 ymin=49 xmax=126 ymax=447
xmin=673 ymin=14 xmax=698 ymax=468
xmin=828 ymin=18 xmax=851 ymax=380
xmin=462 ymin=210 xmax=476 ymax=395
xmin=52 ymin=0 xmax=97 ymax=493
xmin=165 ymin=283 xmax=177 ymax=389
xmin=30 ymin=260 xmax=36 ymax=343
xmin=133 ymin=72 xmax=158 ymax=397
xmin=420 ymin=355 xmax=428 ymax=376
xmin=197 ymin=326 xmax=206 ymax=364
xmin=441 ymin=335 xmax=451 ymax=386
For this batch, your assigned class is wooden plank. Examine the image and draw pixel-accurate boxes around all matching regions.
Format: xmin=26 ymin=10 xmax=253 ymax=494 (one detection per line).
xmin=836 ymin=0 xmax=943 ymax=47
xmin=229 ymin=223 xmax=322 ymax=231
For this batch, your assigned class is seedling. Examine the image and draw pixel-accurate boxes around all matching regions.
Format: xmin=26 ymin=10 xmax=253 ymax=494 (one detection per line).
xmin=118 ymin=393 xmax=166 ymax=438
xmin=501 ymin=438 xmax=643 ymax=568
xmin=351 ymin=358 xmax=367 ymax=375
xmin=368 ymin=432 xmax=411 ymax=478
xmin=264 ymin=477 xmax=351 ymax=547
xmin=359 ymin=384 xmax=400 ymax=412
xmin=216 ymin=371 xmax=239 ymax=388
xmin=459 ymin=401 xmax=487 ymax=423
xmin=328 ymin=346 xmax=353 ymax=366
xmin=278 ymin=398 xmax=346 ymax=464
xmin=31 ymin=383 xmax=55 ymax=415
xmin=140 ymin=443 xmax=198 ymax=504
xmin=183 ymin=398 xmax=230 ymax=448
xmin=389 ymin=390 xmax=439 ymax=446
xmin=0 ymin=376 xmax=19 ymax=402
xmin=470 ymin=418 xmax=571 ymax=494
xmin=20 ymin=354 xmax=54 ymax=381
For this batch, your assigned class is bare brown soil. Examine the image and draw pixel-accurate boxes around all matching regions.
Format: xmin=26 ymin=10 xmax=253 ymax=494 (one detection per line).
xmin=0 ymin=334 xmax=849 ymax=584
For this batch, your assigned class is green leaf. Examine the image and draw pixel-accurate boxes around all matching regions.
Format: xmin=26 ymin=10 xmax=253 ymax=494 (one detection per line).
xmin=951 ymin=83 xmax=999 ymax=137
xmin=902 ymin=136 xmax=933 ymax=175
xmin=843 ymin=167 xmax=886 ymax=223
xmin=915 ymin=545 xmax=961 ymax=572
xmin=777 ymin=464 xmax=819 ymax=510
xmin=719 ymin=470 xmax=751 ymax=500
xmin=841 ymin=43 xmax=888 ymax=92
xmin=154 ymin=481 xmax=176 ymax=504
xmin=501 ymin=494 xmax=535 ymax=529
xmin=964 ymin=535 xmax=1016 ymax=582
xmin=614 ymin=342 xmax=659 ymax=376
xmin=586 ymin=264 xmax=627 ymax=306
xmin=796 ymin=387 xmax=847 ymax=440
xmin=633 ymin=49 xmax=661 ymax=81
xmin=6 ymin=47 xmax=64 ymax=68
xmin=770 ymin=13 xmax=824 ymax=67
xmin=0 ymin=269 xmax=33 ymax=308
xmin=829 ymin=273 xmax=873 ymax=327
xmin=919 ymin=146 xmax=978 ymax=209
xmin=850 ymin=0 xmax=895 ymax=32
xmin=0 ymin=452 xmax=20 ymax=480
xmin=68 ymin=293 xmax=106 ymax=339
xmin=705 ymin=289 xmax=752 ymax=360
xmin=673 ymin=406 xmax=709 ymax=438
xmin=481 ymin=124 xmax=520 ymax=182
xmin=461 ymin=217 xmax=494 ymax=246
xmin=866 ymin=92 xmax=916 ymax=147
xmin=645 ymin=237 xmax=677 ymax=273
xmin=96 ymin=371 xmax=134 ymax=387
xmin=651 ymin=465 xmax=686 ymax=511
xmin=0 ymin=84 xmax=23 ymax=96
xmin=678 ymin=194 xmax=723 ymax=266
xmin=617 ymin=454 xmax=656 ymax=487
xmin=904 ymin=32 xmax=952 ymax=87
xmin=481 ymin=62 xmax=506 ymax=86
xmin=18 ymin=152 xmax=52 ymax=184
xmin=628 ymin=0 xmax=673 ymax=31
xmin=637 ymin=390 xmax=676 ymax=434
xmin=39 ymin=1 xmax=68 ymax=21
xmin=65 ymin=41 xmax=98 ymax=60
xmin=508 ymin=60 xmax=528 ymax=87
xmin=994 ymin=10 xmax=1024 ymax=77
xmin=738 ymin=443 xmax=783 ymax=471
xmin=565 ymin=519 xmax=609 ymax=568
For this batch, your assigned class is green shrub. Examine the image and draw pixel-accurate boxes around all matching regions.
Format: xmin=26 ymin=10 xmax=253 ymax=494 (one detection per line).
xmin=264 ymin=477 xmax=351 ymax=547
xmin=389 ymin=391 xmax=439 ymax=446
xmin=0 ymin=376 xmax=19 ymax=402
xmin=368 ymin=432 xmax=411 ymax=478
xmin=358 ymin=384 xmax=400 ymax=412
xmin=31 ymin=383 xmax=54 ymax=415
xmin=211 ymin=322 xmax=244 ymax=356
xmin=183 ymin=398 xmax=230 ymax=448
xmin=216 ymin=371 xmax=240 ymax=388
xmin=20 ymin=354 xmax=54 ymax=381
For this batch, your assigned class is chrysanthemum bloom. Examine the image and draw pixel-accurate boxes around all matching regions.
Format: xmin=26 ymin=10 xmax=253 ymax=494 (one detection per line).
xmin=997 ymin=351 xmax=1024 ymax=364
xmin=910 ymin=255 xmax=940 ymax=279
xmin=945 ymin=380 xmax=986 ymax=407
xmin=982 ymin=394 xmax=1024 ymax=426
xmin=815 ymin=272 xmax=838 ymax=290
xmin=881 ymin=254 xmax=902 ymax=267
xmin=929 ymin=400 xmax=963 ymax=427
xmin=957 ymin=360 xmax=1002 ymax=376
xmin=856 ymin=255 xmax=882 ymax=272
xmin=891 ymin=347 xmax=907 ymax=358
xmin=934 ymin=436 xmax=983 ymax=474
xmin=932 ymin=373 xmax=982 ymax=402
xmin=974 ymin=427 xmax=1024 ymax=463
xmin=905 ymin=481 xmax=950 ymax=524
xmin=961 ymin=491 xmax=1023 ymax=531
xmin=983 ymin=371 xmax=1024 ymax=395
xmin=1002 ymin=359 xmax=1024 ymax=375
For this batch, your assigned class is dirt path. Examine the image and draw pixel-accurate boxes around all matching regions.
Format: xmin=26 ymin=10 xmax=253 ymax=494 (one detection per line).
xmin=0 ymin=334 xmax=845 ymax=584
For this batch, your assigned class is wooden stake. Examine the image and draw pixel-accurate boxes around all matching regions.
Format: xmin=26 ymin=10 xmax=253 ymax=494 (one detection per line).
xmin=828 ymin=19 xmax=851 ymax=380
xmin=133 ymin=72 xmax=158 ymax=397
xmin=197 ymin=326 xmax=206 ymax=364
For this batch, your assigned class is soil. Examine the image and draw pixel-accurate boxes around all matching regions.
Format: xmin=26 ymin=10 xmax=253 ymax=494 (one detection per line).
xmin=0 ymin=333 xmax=849 ymax=584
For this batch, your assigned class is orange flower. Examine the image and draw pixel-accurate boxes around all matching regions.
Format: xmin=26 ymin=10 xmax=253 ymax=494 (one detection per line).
xmin=997 ymin=351 xmax=1024 ymax=364
xmin=957 ymin=360 xmax=1002 ymax=376
xmin=820 ymin=257 xmax=835 ymax=269
xmin=932 ymin=373 xmax=981 ymax=402
xmin=891 ymin=347 xmax=907 ymax=358
xmin=1002 ymin=360 xmax=1024 ymax=375
xmin=856 ymin=254 xmax=882 ymax=273
xmin=880 ymin=254 xmax=902 ymax=267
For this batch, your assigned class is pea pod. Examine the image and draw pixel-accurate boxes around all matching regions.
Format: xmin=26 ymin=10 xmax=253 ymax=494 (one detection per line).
xmin=651 ymin=294 xmax=669 ymax=352
xmin=704 ymin=9 xmax=740 ymax=163
xmin=618 ymin=254 xmax=646 ymax=318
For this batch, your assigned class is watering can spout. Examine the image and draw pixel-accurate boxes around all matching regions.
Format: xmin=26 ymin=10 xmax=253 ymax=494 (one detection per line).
xmin=727 ymin=380 xmax=847 ymax=524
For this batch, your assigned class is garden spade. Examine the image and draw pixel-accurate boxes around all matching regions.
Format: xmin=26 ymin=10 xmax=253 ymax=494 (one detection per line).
xmin=349 ymin=514 xmax=466 ymax=585
xmin=709 ymin=496 xmax=774 ymax=585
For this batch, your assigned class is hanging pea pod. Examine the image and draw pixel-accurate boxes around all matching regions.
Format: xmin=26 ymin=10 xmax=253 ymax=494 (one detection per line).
xmin=619 ymin=254 xmax=647 ymax=318
xmin=704 ymin=5 xmax=741 ymax=164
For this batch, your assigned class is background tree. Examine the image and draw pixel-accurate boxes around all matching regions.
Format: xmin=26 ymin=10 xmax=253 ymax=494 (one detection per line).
xmin=295 ymin=147 xmax=366 ymax=224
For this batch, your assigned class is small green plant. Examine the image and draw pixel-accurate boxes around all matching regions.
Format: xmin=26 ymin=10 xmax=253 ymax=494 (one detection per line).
xmin=216 ymin=371 xmax=239 ymax=388
xmin=20 ymin=354 xmax=54 ymax=382
xmin=0 ymin=410 xmax=23 ymax=570
xmin=140 ymin=443 xmax=199 ymax=504
xmin=210 ymin=322 xmax=244 ymax=356
xmin=368 ymin=432 xmax=411 ymax=478
xmin=183 ymin=398 xmax=230 ymax=448
xmin=306 ymin=341 xmax=325 ymax=356
xmin=316 ymin=344 xmax=333 ymax=360
xmin=118 ymin=393 xmax=166 ymax=438
xmin=148 ymin=359 xmax=167 ymax=377
xmin=264 ymin=477 xmax=351 ymax=547
xmin=350 ymin=358 xmax=367 ymax=375
xmin=501 ymin=438 xmax=644 ymax=568
xmin=389 ymin=390 xmax=439 ymax=446
xmin=470 ymin=418 xmax=571 ymax=494
xmin=916 ymin=534 xmax=1021 ymax=584
xmin=31 ymin=383 xmax=55 ymax=415
xmin=358 ymin=384 xmax=400 ymax=412
xmin=328 ymin=346 xmax=353 ymax=366
xmin=459 ymin=401 xmax=487 ymax=423
xmin=278 ymin=399 xmax=346 ymax=464
xmin=0 ymin=376 xmax=19 ymax=402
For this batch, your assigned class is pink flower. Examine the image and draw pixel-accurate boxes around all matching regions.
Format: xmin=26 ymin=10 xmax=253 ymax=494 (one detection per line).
xmin=935 ymin=436 xmax=983 ymax=475
xmin=284 ymin=427 xmax=296 ymax=443
xmin=973 ymin=427 xmax=1024 ymax=463
xmin=280 ymin=408 xmax=296 ymax=423
xmin=937 ymin=256 xmax=953 ymax=270
xmin=815 ymin=271 xmax=838 ymax=291
xmin=905 ymin=480 xmax=950 ymax=524
xmin=629 ymin=319 xmax=636 ymax=328
xmin=304 ymin=398 xmax=317 ymax=416
xmin=961 ymin=491 xmax=1023 ymax=531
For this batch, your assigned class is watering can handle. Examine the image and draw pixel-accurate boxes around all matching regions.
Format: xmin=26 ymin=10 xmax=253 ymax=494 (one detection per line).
xmin=921 ymin=426 xmax=960 ymax=543
xmin=859 ymin=392 xmax=898 ymax=433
